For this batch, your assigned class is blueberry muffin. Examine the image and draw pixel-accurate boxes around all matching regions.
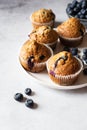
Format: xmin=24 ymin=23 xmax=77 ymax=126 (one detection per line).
xmin=57 ymin=17 xmax=85 ymax=47
xmin=46 ymin=51 xmax=83 ymax=85
xmin=29 ymin=26 xmax=58 ymax=50
xmin=30 ymin=8 xmax=55 ymax=29
xmin=19 ymin=40 xmax=53 ymax=73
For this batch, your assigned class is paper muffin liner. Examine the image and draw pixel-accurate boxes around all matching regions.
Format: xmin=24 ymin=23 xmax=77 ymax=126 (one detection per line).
xmin=58 ymin=32 xmax=85 ymax=47
xmin=46 ymin=57 xmax=83 ymax=85
xmin=30 ymin=14 xmax=54 ymax=28
xmin=19 ymin=44 xmax=53 ymax=73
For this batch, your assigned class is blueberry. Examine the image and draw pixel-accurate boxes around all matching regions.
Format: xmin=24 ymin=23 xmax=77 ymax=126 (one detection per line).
xmin=25 ymin=88 xmax=32 ymax=95
xmin=50 ymin=70 xmax=55 ymax=76
xmin=82 ymin=54 xmax=87 ymax=61
xmin=83 ymin=48 xmax=87 ymax=55
xmin=75 ymin=14 xmax=79 ymax=18
xmin=28 ymin=56 xmax=34 ymax=68
xmin=39 ymin=55 xmax=45 ymax=60
xmin=76 ymin=3 xmax=81 ymax=9
xmin=63 ymin=46 xmax=70 ymax=52
xmin=71 ymin=48 xmax=78 ymax=56
xmin=25 ymin=99 xmax=34 ymax=108
xmin=73 ymin=7 xmax=80 ymax=13
xmin=83 ymin=68 xmax=87 ymax=75
xmin=67 ymin=3 xmax=72 ymax=8
xmin=14 ymin=93 xmax=23 ymax=102
xmin=85 ymin=15 xmax=87 ymax=19
xmin=79 ymin=14 xmax=85 ymax=19
xmin=85 ymin=59 xmax=87 ymax=64
xmin=80 ymin=9 xmax=86 ymax=15
xmin=68 ymin=9 xmax=75 ymax=16
xmin=71 ymin=0 xmax=78 ymax=8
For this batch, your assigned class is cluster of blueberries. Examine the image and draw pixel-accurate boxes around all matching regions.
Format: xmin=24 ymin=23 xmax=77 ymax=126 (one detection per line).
xmin=63 ymin=46 xmax=87 ymax=75
xmin=66 ymin=0 xmax=87 ymax=19
xmin=14 ymin=88 xmax=35 ymax=108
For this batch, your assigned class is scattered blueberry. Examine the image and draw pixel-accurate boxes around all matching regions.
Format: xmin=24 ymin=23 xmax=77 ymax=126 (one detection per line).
xmin=83 ymin=68 xmax=87 ymax=75
xmin=25 ymin=99 xmax=34 ymax=108
xmin=82 ymin=54 xmax=87 ymax=61
xmin=83 ymin=48 xmax=87 ymax=55
xmin=25 ymin=88 xmax=32 ymax=95
xmin=14 ymin=93 xmax=23 ymax=102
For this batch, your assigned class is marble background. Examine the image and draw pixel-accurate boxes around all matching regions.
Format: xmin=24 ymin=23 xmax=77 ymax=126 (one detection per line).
xmin=0 ymin=0 xmax=87 ymax=130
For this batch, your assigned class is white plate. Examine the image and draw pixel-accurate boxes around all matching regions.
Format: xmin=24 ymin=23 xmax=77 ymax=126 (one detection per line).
xmin=22 ymin=34 xmax=87 ymax=90
xmin=27 ymin=70 xmax=87 ymax=90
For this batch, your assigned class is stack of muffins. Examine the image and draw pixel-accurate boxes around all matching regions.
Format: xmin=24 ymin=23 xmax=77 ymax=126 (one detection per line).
xmin=19 ymin=8 xmax=86 ymax=86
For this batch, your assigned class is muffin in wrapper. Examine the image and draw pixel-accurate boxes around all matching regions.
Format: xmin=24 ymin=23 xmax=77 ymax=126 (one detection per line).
xmin=46 ymin=51 xmax=83 ymax=86
xmin=29 ymin=26 xmax=58 ymax=50
xmin=30 ymin=8 xmax=55 ymax=29
xmin=19 ymin=40 xmax=53 ymax=73
xmin=56 ymin=17 xmax=86 ymax=47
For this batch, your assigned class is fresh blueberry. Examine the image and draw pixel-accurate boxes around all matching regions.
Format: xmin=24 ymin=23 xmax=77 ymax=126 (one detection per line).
xmin=25 ymin=88 xmax=32 ymax=95
xmin=68 ymin=9 xmax=75 ymax=16
xmin=80 ymin=9 xmax=86 ymax=15
xmin=50 ymin=70 xmax=55 ymax=76
xmin=71 ymin=0 xmax=78 ymax=8
xmin=81 ymin=1 xmax=87 ymax=9
xmin=39 ymin=55 xmax=45 ymax=60
xmin=71 ymin=48 xmax=78 ymax=56
xmin=85 ymin=59 xmax=87 ymax=64
xmin=80 ymin=14 xmax=85 ymax=19
xmin=67 ymin=3 xmax=72 ymax=8
xmin=14 ymin=93 xmax=23 ymax=102
xmin=73 ymin=7 xmax=80 ymax=13
xmin=75 ymin=14 xmax=79 ymax=18
xmin=25 ymin=99 xmax=34 ymax=108
xmin=85 ymin=15 xmax=87 ymax=19
xmin=83 ymin=48 xmax=87 ymax=55
xmin=83 ymin=68 xmax=87 ymax=75
xmin=76 ymin=3 xmax=81 ymax=9
xmin=28 ymin=56 xmax=34 ymax=68
xmin=82 ymin=54 xmax=87 ymax=61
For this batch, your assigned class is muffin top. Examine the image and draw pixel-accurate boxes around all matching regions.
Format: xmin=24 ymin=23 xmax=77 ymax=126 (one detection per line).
xmin=57 ymin=17 xmax=85 ymax=38
xmin=19 ymin=40 xmax=52 ymax=63
xmin=47 ymin=51 xmax=80 ymax=76
xmin=31 ymin=8 xmax=55 ymax=23
xmin=29 ymin=26 xmax=58 ymax=44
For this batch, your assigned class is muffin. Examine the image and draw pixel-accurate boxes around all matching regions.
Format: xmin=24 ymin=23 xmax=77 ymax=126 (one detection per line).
xmin=29 ymin=26 xmax=58 ymax=50
xmin=57 ymin=17 xmax=86 ymax=47
xmin=30 ymin=8 xmax=55 ymax=29
xmin=19 ymin=40 xmax=53 ymax=73
xmin=46 ymin=51 xmax=83 ymax=85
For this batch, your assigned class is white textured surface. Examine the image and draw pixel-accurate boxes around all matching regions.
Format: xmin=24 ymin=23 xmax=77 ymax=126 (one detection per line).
xmin=0 ymin=0 xmax=87 ymax=130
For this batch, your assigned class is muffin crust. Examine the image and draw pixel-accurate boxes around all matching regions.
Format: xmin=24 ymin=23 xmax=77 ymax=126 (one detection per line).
xmin=29 ymin=26 xmax=58 ymax=44
xmin=31 ymin=8 xmax=55 ymax=23
xmin=48 ymin=51 xmax=80 ymax=76
xmin=57 ymin=17 xmax=85 ymax=38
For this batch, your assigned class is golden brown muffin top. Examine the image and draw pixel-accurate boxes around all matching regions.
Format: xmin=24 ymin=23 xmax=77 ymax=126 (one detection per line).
xmin=31 ymin=8 xmax=55 ymax=23
xmin=57 ymin=17 xmax=85 ymax=38
xmin=19 ymin=40 xmax=52 ymax=63
xmin=48 ymin=51 xmax=80 ymax=76
xmin=29 ymin=26 xmax=58 ymax=44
